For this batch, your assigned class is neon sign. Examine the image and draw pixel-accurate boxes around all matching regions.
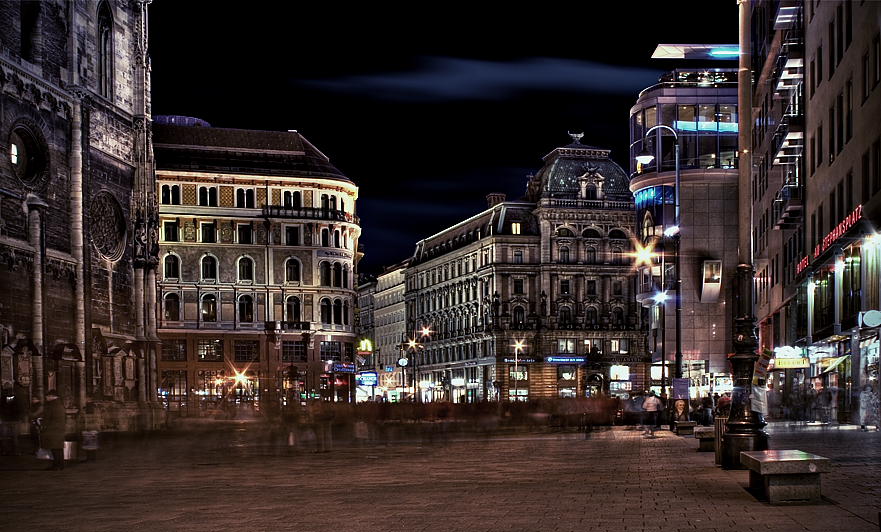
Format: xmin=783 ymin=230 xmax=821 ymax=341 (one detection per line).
xmin=813 ymin=205 xmax=862 ymax=259
xmin=795 ymin=256 xmax=809 ymax=275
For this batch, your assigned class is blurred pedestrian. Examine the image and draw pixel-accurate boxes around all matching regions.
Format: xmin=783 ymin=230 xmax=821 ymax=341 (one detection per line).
xmin=41 ymin=390 xmax=66 ymax=470
xmin=642 ymin=391 xmax=662 ymax=437
xmin=309 ymin=401 xmax=335 ymax=453
xmin=859 ymin=384 xmax=879 ymax=431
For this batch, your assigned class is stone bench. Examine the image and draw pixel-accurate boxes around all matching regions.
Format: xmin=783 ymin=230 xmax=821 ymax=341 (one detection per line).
xmin=740 ymin=450 xmax=832 ymax=504
xmin=674 ymin=421 xmax=696 ymax=436
xmin=693 ymin=426 xmax=714 ymax=451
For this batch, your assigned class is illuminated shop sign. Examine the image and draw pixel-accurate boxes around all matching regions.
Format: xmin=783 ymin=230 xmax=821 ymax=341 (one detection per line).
xmin=813 ymin=205 xmax=862 ymax=259
xmin=546 ymin=356 xmax=586 ymax=363
xmin=503 ymin=357 xmax=537 ymax=364
xmin=795 ymin=256 xmax=809 ymax=275
xmin=771 ymin=358 xmax=809 ymax=369
xmin=357 ymin=372 xmax=378 ymax=386
xmin=332 ymin=362 xmax=356 ymax=373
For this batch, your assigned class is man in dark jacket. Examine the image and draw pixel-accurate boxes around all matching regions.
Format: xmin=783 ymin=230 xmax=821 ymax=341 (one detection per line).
xmin=41 ymin=390 xmax=66 ymax=470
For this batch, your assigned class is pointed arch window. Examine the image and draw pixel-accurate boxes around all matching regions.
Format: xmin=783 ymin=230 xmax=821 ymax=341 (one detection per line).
xmin=202 ymin=294 xmax=217 ymax=322
xmin=285 ymin=296 xmax=301 ymax=322
xmin=285 ymin=259 xmax=300 ymax=282
xmin=201 ymin=256 xmax=217 ymax=281
xmin=320 ymin=298 xmax=332 ymax=324
xmin=164 ymin=254 xmax=179 ymax=279
xmin=97 ymin=1 xmax=114 ymax=99
xmin=238 ymin=257 xmax=254 ymax=282
xmin=238 ymin=295 xmax=254 ymax=323
xmin=164 ymin=293 xmax=180 ymax=321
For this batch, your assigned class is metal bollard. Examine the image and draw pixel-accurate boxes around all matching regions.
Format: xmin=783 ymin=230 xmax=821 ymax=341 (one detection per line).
xmin=714 ymin=416 xmax=728 ymax=466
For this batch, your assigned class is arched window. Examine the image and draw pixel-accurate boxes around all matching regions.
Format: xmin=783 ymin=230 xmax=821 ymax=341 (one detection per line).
xmin=320 ymin=298 xmax=332 ymax=324
xmin=171 ymin=185 xmax=180 ymax=205
xmin=513 ymin=306 xmax=525 ymax=325
xmin=285 ymin=259 xmax=300 ymax=282
xmin=559 ymin=246 xmax=570 ymax=263
xmin=164 ymin=293 xmax=180 ymax=321
xmin=292 ymin=191 xmax=301 ymax=208
xmin=339 ymin=198 xmax=345 ymax=213
xmin=586 ymin=246 xmax=597 ymax=264
xmin=333 ymin=263 xmax=342 ymax=287
xmin=556 ymin=227 xmax=574 ymax=237
xmin=245 ymin=189 xmax=255 ymax=208
xmin=642 ymin=212 xmax=655 ymax=240
xmin=585 ymin=185 xmax=597 ymax=200
xmin=286 ymin=296 xmax=301 ymax=322
xmin=283 ymin=190 xmax=292 ymax=207
xmin=333 ymin=230 xmax=341 ymax=248
xmin=238 ymin=257 xmax=254 ymax=282
xmin=559 ymin=306 xmax=572 ymax=325
xmin=582 ymin=228 xmax=602 ymax=239
xmin=612 ymin=307 xmax=624 ymax=326
xmin=609 ymin=229 xmax=628 ymax=240
xmin=97 ymin=1 xmax=114 ymax=98
xmin=586 ymin=306 xmax=598 ymax=325
xmin=164 ymin=254 xmax=179 ymax=279
xmin=202 ymin=294 xmax=217 ymax=322
xmin=321 ymin=228 xmax=329 ymax=247
xmin=329 ymin=196 xmax=337 ymax=210
xmin=161 ymin=185 xmax=170 ymax=205
xmin=611 ymin=247 xmax=624 ymax=265
xmin=201 ymin=256 xmax=217 ymax=280
xmin=238 ymin=295 xmax=254 ymax=323
xmin=321 ymin=194 xmax=330 ymax=210
xmin=342 ymin=265 xmax=350 ymax=288
xmin=320 ymin=262 xmax=331 ymax=286
xmin=343 ymin=300 xmax=350 ymax=325
xmin=236 ymin=189 xmax=245 ymax=207
xmin=333 ymin=299 xmax=343 ymax=324
xmin=209 ymin=187 xmax=217 ymax=206
xmin=199 ymin=186 xmax=209 ymax=206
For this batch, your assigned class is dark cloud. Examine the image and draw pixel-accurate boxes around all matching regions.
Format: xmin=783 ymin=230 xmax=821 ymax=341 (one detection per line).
xmin=300 ymin=57 xmax=662 ymax=102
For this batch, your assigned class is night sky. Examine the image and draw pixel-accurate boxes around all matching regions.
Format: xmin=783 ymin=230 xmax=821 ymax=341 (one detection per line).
xmin=148 ymin=1 xmax=738 ymax=275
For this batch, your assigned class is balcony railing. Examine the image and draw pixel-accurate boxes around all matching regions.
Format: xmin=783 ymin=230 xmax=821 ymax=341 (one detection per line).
xmin=262 ymin=205 xmax=360 ymax=225
xmin=264 ymin=320 xmax=311 ymax=331
xmin=539 ymin=198 xmax=633 ymax=210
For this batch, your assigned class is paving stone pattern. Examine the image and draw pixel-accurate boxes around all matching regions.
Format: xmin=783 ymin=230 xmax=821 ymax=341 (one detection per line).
xmin=0 ymin=423 xmax=879 ymax=532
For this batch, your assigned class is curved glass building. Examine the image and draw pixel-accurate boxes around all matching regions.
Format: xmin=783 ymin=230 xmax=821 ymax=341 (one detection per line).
xmin=629 ymin=68 xmax=740 ymax=391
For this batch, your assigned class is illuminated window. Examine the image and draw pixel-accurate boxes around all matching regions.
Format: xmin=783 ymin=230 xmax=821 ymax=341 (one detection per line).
xmin=557 ymin=365 xmax=577 ymax=380
xmin=610 ymin=365 xmax=630 ymax=381
xmin=511 ymin=222 xmax=521 ymax=235
xmin=201 ymin=295 xmax=217 ymax=323
xmin=557 ymin=338 xmax=576 ymax=354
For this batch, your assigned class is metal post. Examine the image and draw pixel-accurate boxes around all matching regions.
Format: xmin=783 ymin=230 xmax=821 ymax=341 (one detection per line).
xmin=673 ymin=140 xmax=683 ymax=380
xmin=722 ymin=0 xmax=768 ymax=468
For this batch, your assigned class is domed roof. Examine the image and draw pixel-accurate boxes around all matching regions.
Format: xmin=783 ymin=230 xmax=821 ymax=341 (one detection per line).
xmin=530 ymin=134 xmax=631 ymax=202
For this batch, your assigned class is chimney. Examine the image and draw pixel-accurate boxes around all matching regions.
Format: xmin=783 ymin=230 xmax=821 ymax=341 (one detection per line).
xmin=486 ymin=192 xmax=506 ymax=208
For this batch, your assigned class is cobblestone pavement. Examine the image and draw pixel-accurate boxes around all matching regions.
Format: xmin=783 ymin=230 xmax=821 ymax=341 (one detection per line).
xmin=1 ymin=422 xmax=879 ymax=532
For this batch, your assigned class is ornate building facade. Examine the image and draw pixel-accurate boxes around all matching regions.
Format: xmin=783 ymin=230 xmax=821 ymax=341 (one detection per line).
xmin=154 ymin=118 xmax=360 ymax=415
xmin=0 ymin=0 xmax=161 ymax=431
xmin=404 ymin=136 xmax=647 ymax=403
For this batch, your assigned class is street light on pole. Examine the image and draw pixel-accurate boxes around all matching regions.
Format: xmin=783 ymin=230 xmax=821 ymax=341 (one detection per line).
xmin=636 ymin=124 xmax=683 ymax=381
xmin=512 ymin=340 xmax=525 ymax=402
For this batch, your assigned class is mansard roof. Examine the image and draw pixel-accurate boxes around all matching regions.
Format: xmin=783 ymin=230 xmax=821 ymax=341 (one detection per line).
xmin=153 ymin=120 xmax=351 ymax=183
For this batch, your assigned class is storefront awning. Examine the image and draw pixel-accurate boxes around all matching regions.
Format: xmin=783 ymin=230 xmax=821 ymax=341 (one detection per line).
xmin=820 ymin=355 xmax=849 ymax=374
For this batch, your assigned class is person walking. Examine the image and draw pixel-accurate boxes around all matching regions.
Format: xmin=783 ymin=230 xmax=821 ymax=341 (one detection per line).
xmin=642 ymin=391 xmax=662 ymax=437
xmin=41 ymin=390 xmax=66 ymax=471
xmin=859 ymin=384 xmax=879 ymax=431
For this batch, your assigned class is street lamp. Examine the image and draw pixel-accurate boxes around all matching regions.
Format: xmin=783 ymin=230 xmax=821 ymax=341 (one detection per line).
xmin=512 ymin=340 xmax=525 ymax=402
xmin=653 ymin=291 xmax=668 ymax=397
xmin=636 ymin=124 xmax=683 ymax=381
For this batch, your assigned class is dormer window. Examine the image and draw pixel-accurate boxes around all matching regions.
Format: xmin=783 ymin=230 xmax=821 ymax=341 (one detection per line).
xmin=511 ymin=222 xmax=522 ymax=235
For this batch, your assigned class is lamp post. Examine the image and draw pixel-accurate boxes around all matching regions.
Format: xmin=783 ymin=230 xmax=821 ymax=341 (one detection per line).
xmin=512 ymin=340 xmax=525 ymax=402
xmin=653 ymin=291 xmax=669 ymax=397
xmin=635 ymin=124 xmax=683 ymax=381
